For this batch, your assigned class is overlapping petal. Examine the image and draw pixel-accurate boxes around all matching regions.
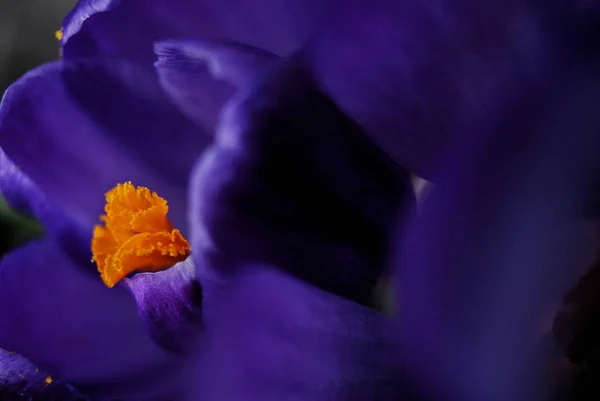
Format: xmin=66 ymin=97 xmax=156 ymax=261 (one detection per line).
xmin=154 ymin=40 xmax=279 ymax=129
xmin=0 ymin=59 xmax=211 ymax=230
xmin=396 ymin=55 xmax=600 ymax=400
xmin=300 ymin=0 xmax=590 ymax=178
xmin=157 ymin=40 xmax=280 ymax=87
xmin=125 ymin=257 xmax=203 ymax=354
xmin=61 ymin=0 xmax=336 ymax=62
xmin=194 ymin=266 xmax=407 ymax=401
xmin=0 ymin=148 xmax=90 ymax=264
xmin=190 ymin=59 xmax=412 ymax=305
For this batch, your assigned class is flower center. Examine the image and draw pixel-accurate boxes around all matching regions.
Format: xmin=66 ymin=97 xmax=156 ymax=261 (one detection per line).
xmin=91 ymin=182 xmax=190 ymax=288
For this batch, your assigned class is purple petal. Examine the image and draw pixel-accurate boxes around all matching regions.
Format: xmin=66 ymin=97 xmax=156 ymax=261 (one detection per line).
xmin=190 ymin=60 xmax=412 ymax=305
xmin=396 ymin=57 xmax=600 ymax=400
xmin=156 ymin=40 xmax=280 ymax=87
xmin=60 ymin=0 xmax=120 ymax=47
xmin=61 ymin=0 xmax=335 ymax=62
xmin=0 ymin=148 xmax=91 ymax=265
xmin=0 ymin=59 xmax=209 ymax=230
xmin=0 ymin=349 xmax=86 ymax=400
xmin=194 ymin=266 xmax=406 ymax=401
xmin=1 ymin=148 xmax=71 ymax=235
xmin=152 ymin=43 xmax=235 ymax=132
xmin=300 ymin=0 xmax=587 ymax=178
xmin=125 ymin=257 xmax=203 ymax=354
xmin=0 ymin=238 xmax=193 ymax=400
xmin=154 ymin=40 xmax=279 ymax=129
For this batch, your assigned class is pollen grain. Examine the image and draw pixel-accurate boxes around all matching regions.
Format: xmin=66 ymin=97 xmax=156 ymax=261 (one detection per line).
xmin=91 ymin=182 xmax=190 ymax=287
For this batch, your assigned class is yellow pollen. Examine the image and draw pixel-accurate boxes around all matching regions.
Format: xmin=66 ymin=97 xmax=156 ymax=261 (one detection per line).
xmin=45 ymin=376 xmax=53 ymax=385
xmin=55 ymin=28 xmax=63 ymax=41
xmin=91 ymin=182 xmax=190 ymax=288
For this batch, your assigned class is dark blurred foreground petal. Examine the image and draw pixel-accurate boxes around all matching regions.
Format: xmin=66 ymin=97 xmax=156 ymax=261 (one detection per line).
xmin=154 ymin=40 xmax=278 ymax=130
xmin=0 ymin=349 xmax=87 ymax=400
xmin=190 ymin=59 xmax=412 ymax=306
xmin=301 ymin=0 xmax=593 ymax=178
xmin=194 ymin=266 xmax=407 ymax=401
xmin=62 ymin=0 xmax=335 ymax=61
xmin=125 ymin=256 xmax=203 ymax=354
xmin=0 ymin=237 xmax=194 ymax=401
xmin=0 ymin=59 xmax=208 ymax=230
xmin=397 ymin=54 xmax=600 ymax=401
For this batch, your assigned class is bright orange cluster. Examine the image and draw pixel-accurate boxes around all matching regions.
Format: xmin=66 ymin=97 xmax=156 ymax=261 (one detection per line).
xmin=91 ymin=182 xmax=190 ymax=288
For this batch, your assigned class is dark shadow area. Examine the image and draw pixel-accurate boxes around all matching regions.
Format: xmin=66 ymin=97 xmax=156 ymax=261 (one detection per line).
xmin=0 ymin=0 xmax=76 ymax=94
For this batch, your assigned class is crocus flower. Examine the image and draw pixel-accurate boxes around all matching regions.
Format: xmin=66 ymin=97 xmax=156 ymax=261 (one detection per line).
xmin=4 ymin=0 xmax=596 ymax=400
xmin=0 ymin=0 xmax=414 ymax=399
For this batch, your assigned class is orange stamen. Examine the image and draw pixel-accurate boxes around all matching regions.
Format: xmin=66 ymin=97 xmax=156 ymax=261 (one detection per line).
xmin=55 ymin=28 xmax=63 ymax=41
xmin=91 ymin=182 xmax=190 ymax=288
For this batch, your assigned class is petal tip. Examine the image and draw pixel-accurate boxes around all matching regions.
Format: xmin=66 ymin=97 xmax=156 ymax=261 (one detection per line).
xmin=154 ymin=39 xmax=279 ymax=86
xmin=124 ymin=257 xmax=203 ymax=353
